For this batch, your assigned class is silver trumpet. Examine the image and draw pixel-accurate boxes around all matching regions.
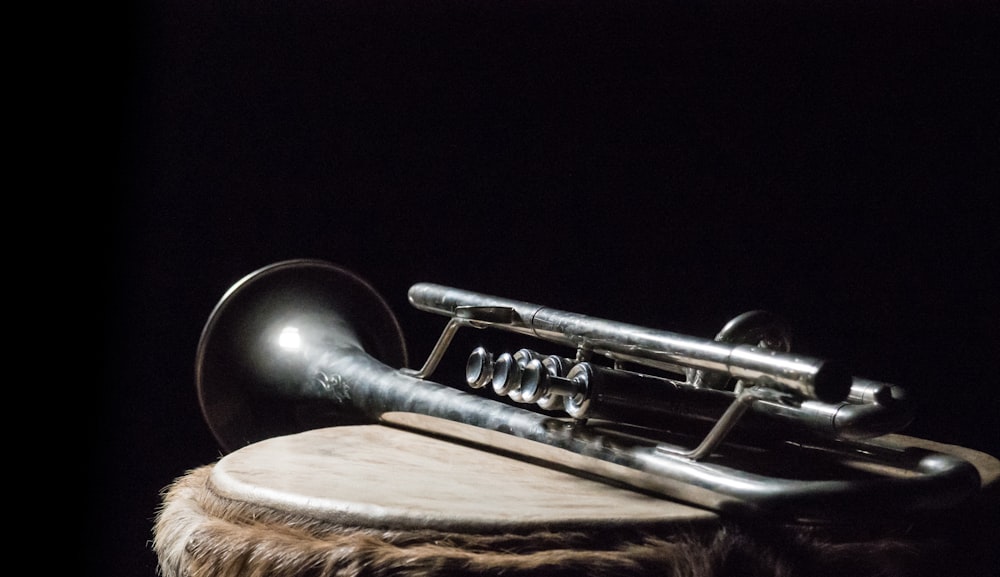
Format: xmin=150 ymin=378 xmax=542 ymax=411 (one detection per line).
xmin=196 ymin=259 xmax=988 ymax=521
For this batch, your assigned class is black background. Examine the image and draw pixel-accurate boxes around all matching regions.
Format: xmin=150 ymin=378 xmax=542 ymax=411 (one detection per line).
xmin=101 ymin=1 xmax=998 ymax=574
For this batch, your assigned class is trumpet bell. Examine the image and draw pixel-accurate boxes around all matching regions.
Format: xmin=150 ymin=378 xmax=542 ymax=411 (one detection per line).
xmin=195 ymin=259 xmax=408 ymax=453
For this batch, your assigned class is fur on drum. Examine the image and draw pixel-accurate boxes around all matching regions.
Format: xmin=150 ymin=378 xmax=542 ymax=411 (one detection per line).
xmin=153 ymin=464 xmax=998 ymax=577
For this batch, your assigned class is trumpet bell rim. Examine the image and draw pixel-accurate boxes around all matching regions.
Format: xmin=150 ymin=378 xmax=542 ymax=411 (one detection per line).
xmin=195 ymin=259 xmax=408 ymax=452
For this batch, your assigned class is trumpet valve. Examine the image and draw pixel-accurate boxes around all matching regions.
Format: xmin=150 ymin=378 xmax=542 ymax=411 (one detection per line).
xmin=465 ymin=347 xmax=494 ymax=389
xmin=491 ymin=352 xmax=523 ymax=399
xmin=520 ymin=359 xmax=587 ymax=405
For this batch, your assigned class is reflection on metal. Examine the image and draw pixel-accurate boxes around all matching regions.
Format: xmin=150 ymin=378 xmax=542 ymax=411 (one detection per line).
xmin=196 ymin=259 xmax=987 ymax=521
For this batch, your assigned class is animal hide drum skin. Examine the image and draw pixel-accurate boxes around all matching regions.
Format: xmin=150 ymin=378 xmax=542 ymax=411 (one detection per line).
xmin=152 ymin=465 xmax=998 ymax=577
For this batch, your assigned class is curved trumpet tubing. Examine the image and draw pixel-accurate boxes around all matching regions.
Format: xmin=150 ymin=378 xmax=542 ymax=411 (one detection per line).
xmin=196 ymin=259 xmax=983 ymax=521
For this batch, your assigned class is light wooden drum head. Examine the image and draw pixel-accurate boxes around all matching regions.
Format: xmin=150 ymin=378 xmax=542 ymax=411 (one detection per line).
xmin=208 ymin=424 xmax=717 ymax=533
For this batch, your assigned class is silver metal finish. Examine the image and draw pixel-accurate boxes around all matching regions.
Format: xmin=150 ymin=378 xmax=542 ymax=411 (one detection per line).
xmin=464 ymin=347 xmax=493 ymax=389
xmin=408 ymin=283 xmax=852 ymax=403
xmin=196 ymin=259 xmax=982 ymax=521
xmin=408 ymin=286 xmax=916 ymax=445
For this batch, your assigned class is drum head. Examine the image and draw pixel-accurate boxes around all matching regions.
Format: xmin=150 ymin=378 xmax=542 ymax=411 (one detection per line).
xmin=208 ymin=425 xmax=718 ymax=533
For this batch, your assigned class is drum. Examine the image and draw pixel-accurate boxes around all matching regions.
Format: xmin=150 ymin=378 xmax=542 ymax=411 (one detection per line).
xmin=153 ymin=425 xmax=999 ymax=577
